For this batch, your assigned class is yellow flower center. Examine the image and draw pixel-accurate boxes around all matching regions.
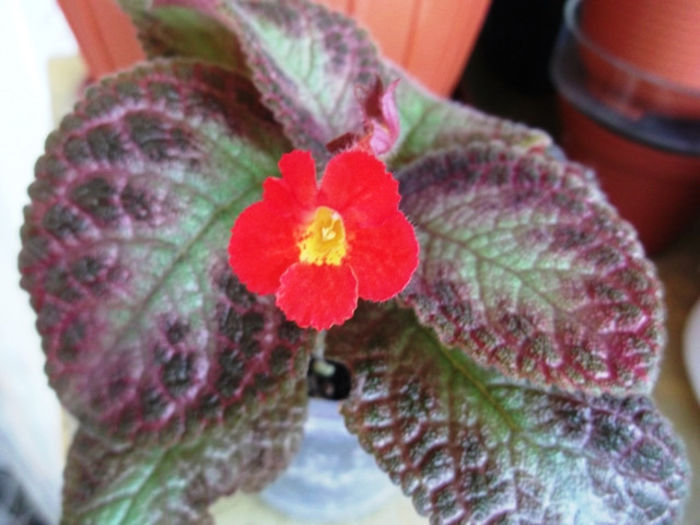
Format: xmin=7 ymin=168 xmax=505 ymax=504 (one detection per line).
xmin=298 ymin=206 xmax=347 ymax=266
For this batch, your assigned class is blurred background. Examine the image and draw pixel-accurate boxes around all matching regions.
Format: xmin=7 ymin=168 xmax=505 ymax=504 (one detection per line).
xmin=0 ymin=1 xmax=75 ymax=523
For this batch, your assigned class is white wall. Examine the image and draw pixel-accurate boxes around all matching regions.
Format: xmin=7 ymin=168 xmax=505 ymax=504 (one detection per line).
xmin=0 ymin=0 xmax=78 ymax=521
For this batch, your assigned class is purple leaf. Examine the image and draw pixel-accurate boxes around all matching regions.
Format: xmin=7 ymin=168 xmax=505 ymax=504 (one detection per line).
xmin=398 ymin=145 xmax=665 ymax=394
xmin=327 ymin=304 xmax=689 ymax=525
xmin=19 ymin=59 xmax=312 ymax=441
xmin=63 ymin=376 xmax=308 ymax=524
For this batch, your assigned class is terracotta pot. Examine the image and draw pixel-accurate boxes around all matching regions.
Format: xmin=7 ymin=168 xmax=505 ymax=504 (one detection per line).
xmin=581 ymin=0 xmax=700 ymax=91
xmin=327 ymin=0 xmax=492 ymax=96
xmin=57 ymin=0 xmax=145 ymax=80
xmin=576 ymin=0 xmax=700 ymax=118
xmin=558 ymin=98 xmax=700 ymax=255
xmin=58 ymin=0 xmax=491 ymax=96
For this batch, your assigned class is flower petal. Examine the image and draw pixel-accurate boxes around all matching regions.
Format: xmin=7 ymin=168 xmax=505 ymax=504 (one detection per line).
xmin=229 ymin=201 xmax=299 ymax=295
xmin=318 ymin=150 xmax=400 ymax=228
xmin=262 ymin=150 xmax=319 ymax=219
xmin=276 ymin=263 xmax=358 ymax=329
xmin=348 ymin=212 xmax=419 ymax=301
xmin=279 ymin=150 xmax=318 ymax=204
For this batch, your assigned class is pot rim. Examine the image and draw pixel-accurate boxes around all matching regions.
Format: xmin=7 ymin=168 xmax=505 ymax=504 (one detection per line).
xmin=564 ymin=0 xmax=700 ymax=98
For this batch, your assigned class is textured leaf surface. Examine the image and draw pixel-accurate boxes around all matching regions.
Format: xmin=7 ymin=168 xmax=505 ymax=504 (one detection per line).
xmin=389 ymin=83 xmax=552 ymax=169
xmin=121 ymin=0 xmax=381 ymax=163
xmin=119 ymin=0 xmax=249 ymax=74
xmin=63 ymin=375 xmax=307 ymax=525
xmin=214 ymin=0 xmax=552 ymax=169
xmin=326 ymin=304 xmax=689 ymax=525
xmin=19 ymin=60 xmax=312 ymax=440
xmin=398 ymin=145 xmax=665 ymax=395
xmin=122 ymin=0 xmax=551 ymax=170
xmin=218 ymin=0 xmax=384 ymax=163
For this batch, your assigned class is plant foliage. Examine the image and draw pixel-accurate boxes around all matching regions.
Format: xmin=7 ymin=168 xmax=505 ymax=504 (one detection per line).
xmin=18 ymin=0 xmax=688 ymax=523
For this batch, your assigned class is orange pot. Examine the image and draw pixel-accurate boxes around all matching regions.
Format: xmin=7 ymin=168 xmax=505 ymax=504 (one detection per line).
xmin=57 ymin=0 xmax=145 ymax=80
xmin=581 ymin=0 xmax=700 ymax=91
xmin=58 ymin=0 xmax=491 ymax=96
xmin=559 ymin=98 xmax=700 ymax=255
xmin=577 ymin=0 xmax=700 ymax=118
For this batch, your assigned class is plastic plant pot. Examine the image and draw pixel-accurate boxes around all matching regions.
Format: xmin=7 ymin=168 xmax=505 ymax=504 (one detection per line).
xmin=259 ymin=397 xmax=399 ymax=522
xmin=57 ymin=0 xmax=145 ymax=80
xmin=684 ymin=297 xmax=700 ymax=407
xmin=581 ymin=0 xmax=700 ymax=96
xmin=560 ymin=0 xmax=700 ymax=119
xmin=58 ymin=0 xmax=491 ymax=96
xmin=557 ymin=99 xmax=700 ymax=255
xmin=337 ymin=0 xmax=491 ymax=96
xmin=551 ymin=0 xmax=700 ymax=254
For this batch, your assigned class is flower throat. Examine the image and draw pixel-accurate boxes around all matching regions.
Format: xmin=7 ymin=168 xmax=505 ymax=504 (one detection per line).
xmin=298 ymin=206 xmax=347 ymax=265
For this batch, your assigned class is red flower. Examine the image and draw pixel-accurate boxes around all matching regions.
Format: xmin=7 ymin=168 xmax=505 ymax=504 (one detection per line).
xmin=228 ymin=150 xmax=419 ymax=330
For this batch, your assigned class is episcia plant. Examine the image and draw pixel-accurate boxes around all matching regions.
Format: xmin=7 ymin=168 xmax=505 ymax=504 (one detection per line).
xmin=18 ymin=0 xmax=689 ymax=523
